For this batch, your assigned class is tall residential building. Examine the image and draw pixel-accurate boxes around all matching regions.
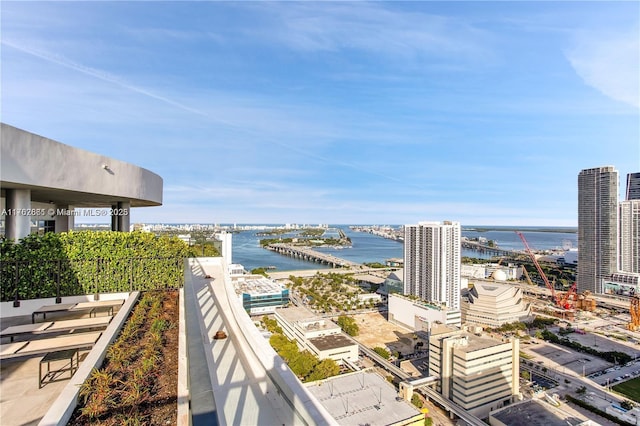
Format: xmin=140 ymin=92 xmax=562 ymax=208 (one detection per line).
xmin=626 ymin=172 xmax=640 ymax=201
xmin=403 ymin=221 xmax=461 ymax=309
xmin=428 ymin=325 xmax=519 ymax=419
xmin=578 ymin=166 xmax=618 ymax=293
xmin=619 ymin=200 xmax=640 ymax=273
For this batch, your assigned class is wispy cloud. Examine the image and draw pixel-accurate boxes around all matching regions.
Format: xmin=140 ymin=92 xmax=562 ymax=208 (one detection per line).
xmin=566 ymin=29 xmax=640 ymax=108
xmin=239 ymin=2 xmax=494 ymax=62
xmin=2 ymin=39 xmax=217 ymax=120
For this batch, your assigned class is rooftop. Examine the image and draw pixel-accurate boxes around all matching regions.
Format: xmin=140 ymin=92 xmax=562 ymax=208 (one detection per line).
xmin=490 ymin=399 xmax=592 ymax=426
xmin=390 ymin=293 xmax=449 ymax=311
xmin=305 ymin=370 xmax=423 ymax=426
xmin=454 ymin=334 xmax=508 ymax=353
xmin=233 ymin=277 xmax=287 ymax=296
xmin=275 ymin=306 xmax=321 ymax=323
xmin=308 ymin=334 xmax=357 ymax=351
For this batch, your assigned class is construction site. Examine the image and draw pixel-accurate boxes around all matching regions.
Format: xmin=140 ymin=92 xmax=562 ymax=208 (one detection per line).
xmin=486 ymin=232 xmax=637 ymax=328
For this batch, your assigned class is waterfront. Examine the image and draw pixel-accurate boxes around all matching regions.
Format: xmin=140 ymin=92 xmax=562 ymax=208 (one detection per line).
xmin=231 ymin=225 xmax=577 ymax=272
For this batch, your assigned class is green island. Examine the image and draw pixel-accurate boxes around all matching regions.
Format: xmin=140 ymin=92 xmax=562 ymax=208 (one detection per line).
xmin=259 ymin=228 xmax=351 ymax=248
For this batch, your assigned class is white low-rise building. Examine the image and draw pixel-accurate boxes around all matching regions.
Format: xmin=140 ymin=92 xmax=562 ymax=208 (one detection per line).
xmin=461 ymin=263 xmax=521 ymax=281
xmin=388 ymin=293 xmax=461 ymax=333
xmin=461 ymin=283 xmax=532 ymax=328
xmin=357 ymin=293 xmax=382 ymax=304
xmin=274 ymin=306 xmax=358 ymax=364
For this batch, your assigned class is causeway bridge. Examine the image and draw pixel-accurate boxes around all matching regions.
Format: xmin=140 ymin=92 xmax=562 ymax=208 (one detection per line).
xmin=265 ymin=243 xmax=362 ymax=269
xmin=461 ymin=240 xmax=519 ymax=257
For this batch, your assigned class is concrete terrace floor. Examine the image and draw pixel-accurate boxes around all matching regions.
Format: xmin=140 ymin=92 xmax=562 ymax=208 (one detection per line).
xmin=0 ymin=311 xmax=113 ymax=426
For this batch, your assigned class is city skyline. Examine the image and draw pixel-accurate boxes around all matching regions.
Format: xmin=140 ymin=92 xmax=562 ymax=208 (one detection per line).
xmin=2 ymin=1 xmax=639 ymax=226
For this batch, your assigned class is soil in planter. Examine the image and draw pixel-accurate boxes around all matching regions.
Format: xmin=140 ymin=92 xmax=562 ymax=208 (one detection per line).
xmin=68 ymin=290 xmax=179 ymax=426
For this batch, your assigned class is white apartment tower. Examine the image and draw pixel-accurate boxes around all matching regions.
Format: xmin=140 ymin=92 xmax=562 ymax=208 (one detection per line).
xmin=619 ymin=201 xmax=640 ymax=273
xmin=619 ymin=172 xmax=640 ymax=273
xmin=403 ymin=221 xmax=461 ymax=309
xmin=578 ymin=166 xmax=619 ymax=294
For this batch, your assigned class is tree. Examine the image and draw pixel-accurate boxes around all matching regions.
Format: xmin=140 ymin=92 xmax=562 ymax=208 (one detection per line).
xmin=251 ymin=268 xmax=269 ymax=277
xmin=411 ymin=393 xmax=423 ymax=408
xmin=307 ymin=359 xmax=340 ymax=382
xmin=270 ymin=334 xmax=298 ymax=362
xmin=521 ymin=370 xmax=531 ymax=381
xmin=289 ymin=351 xmax=318 ymax=379
xmin=262 ymin=316 xmax=283 ymax=334
xmin=373 ymin=347 xmax=390 ymax=359
xmin=336 ymin=315 xmax=359 ymax=336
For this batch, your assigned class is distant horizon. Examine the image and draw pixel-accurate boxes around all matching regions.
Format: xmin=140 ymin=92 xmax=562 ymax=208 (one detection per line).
xmin=76 ymin=222 xmax=578 ymax=232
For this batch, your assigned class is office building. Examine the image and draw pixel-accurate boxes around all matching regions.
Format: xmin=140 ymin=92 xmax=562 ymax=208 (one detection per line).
xmin=274 ymin=307 xmax=358 ymax=364
xmin=232 ymin=276 xmax=289 ymax=315
xmin=461 ymin=283 xmax=532 ymax=328
xmin=619 ymin=200 xmax=640 ymax=273
xmin=626 ymin=172 xmax=640 ymax=201
xmin=578 ymin=166 xmax=619 ymax=293
xmin=429 ymin=325 xmax=519 ymax=419
xmin=403 ymin=221 xmax=461 ymax=309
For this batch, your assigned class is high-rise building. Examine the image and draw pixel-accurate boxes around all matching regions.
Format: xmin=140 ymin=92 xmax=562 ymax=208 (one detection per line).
xmin=403 ymin=221 xmax=461 ymax=309
xmin=619 ymin=200 xmax=640 ymax=273
xmin=428 ymin=325 xmax=519 ymax=419
xmin=578 ymin=166 xmax=619 ymax=293
xmin=626 ymin=172 xmax=640 ymax=201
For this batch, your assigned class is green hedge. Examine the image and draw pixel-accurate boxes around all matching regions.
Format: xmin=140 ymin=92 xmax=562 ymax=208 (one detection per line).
xmin=1 ymin=231 xmax=193 ymax=301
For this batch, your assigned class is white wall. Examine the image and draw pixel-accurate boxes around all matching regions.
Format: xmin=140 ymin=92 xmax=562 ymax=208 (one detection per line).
xmin=1 ymin=123 xmax=162 ymax=207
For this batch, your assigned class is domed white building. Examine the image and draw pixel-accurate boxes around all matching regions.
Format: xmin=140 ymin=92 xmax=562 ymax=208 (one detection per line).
xmin=491 ymin=269 xmax=508 ymax=281
xmin=461 ymin=283 xmax=532 ymax=328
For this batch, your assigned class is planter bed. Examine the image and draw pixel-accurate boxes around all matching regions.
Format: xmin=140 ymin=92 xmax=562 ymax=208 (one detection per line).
xmin=68 ymin=290 xmax=179 ymax=425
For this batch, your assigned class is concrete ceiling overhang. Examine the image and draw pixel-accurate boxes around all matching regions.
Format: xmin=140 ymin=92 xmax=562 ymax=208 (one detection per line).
xmin=0 ymin=184 xmax=161 ymax=208
xmin=1 ymin=123 xmax=163 ymax=209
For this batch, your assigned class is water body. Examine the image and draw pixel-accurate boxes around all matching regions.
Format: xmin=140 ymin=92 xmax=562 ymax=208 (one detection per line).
xmin=231 ymin=225 xmax=577 ymax=272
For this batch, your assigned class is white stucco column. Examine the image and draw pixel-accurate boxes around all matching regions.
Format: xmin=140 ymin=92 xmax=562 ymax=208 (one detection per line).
xmin=117 ymin=201 xmax=130 ymax=232
xmin=5 ymin=189 xmax=32 ymax=240
xmin=55 ymin=205 xmax=75 ymax=233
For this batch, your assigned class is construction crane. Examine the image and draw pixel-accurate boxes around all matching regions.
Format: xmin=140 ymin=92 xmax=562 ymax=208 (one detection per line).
xmin=515 ymin=231 xmax=573 ymax=310
xmin=629 ymin=295 xmax=640 ymax=331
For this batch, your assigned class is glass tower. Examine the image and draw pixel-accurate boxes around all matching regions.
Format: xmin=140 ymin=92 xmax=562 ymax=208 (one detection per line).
xmin=578 ymin=166 xmax=618 ymax=293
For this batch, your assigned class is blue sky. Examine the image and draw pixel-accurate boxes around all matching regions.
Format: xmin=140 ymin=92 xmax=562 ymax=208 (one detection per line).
xmin=2 ymin=1 xmax=639 ymax=226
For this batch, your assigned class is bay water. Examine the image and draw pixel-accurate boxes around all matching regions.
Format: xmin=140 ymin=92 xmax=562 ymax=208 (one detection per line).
xmin=231 ymin=225 xmax=577 ymax=272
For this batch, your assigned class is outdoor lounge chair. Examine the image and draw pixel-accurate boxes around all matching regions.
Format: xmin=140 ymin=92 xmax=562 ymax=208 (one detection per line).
xmin=0 ymin=316 xmax=113 ymax=342
xmin=0 ymin=331 xmax=102 ymax=360
xmin=32 ymin=299 xmax=125 ymax=323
